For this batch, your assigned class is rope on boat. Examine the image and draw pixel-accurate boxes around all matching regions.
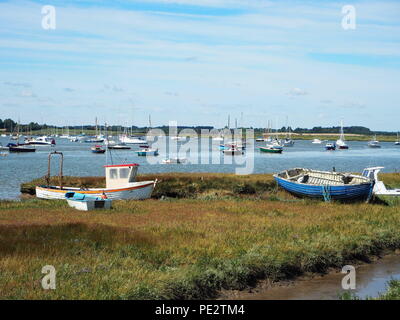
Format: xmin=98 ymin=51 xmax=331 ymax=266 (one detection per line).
xmin=322 ymin=185 xmax=331 ymax=202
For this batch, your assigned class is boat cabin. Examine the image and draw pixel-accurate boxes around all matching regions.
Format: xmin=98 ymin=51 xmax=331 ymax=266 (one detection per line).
xmin=104 ymin=164 xmax=139 ymax=188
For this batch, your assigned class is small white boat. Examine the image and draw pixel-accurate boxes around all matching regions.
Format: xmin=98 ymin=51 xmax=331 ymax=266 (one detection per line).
xmin=136 ymin=148 xmax=159 ymax=156
xmin=27 ymin=136 xmax=55 ymax=146
xmin=395 ymin=133 xmax=400 ymax=146
xmin=255 ymin=137 xmax=265 ymax=142
xmin=312 ymin=139 xmax=322 ymax=144
xmin=325 ymin=142 xmax=336 ymax=150
xmin=0 ymin=143 xmax=8 ymax=150
xmin=368 ymin=135 xmax=381 ymax=148
xmin=65 ymin=192 xmax=112 ymax=211
xmin=162 ymin=157 xmax=187 ymax=164
xmin=362 ymin=167 xmax=400 ymax=197
xmin=282 ymin=138 xmax=294 ymax=147
xmin=213 ymin=136 xmax=224 ymax=141
xmin=107 ymin=143 xmax=131 ymax=150
xmin=36 ymin=152 xmax=156 ymax=200
xmin=222 ymin=147 xmax=243 ymax=155
xmin=170 ymin=136 xmax=187 ymax=142
xmin=120 ymin=135 xmax=146 ymax=144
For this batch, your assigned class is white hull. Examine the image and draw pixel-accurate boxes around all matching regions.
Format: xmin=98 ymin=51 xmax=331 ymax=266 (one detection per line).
xmin=66 ymin=199 xmax=112 ymax=211
xmin=120 ymin=136 xmax=146 ymax=144
xmin=36 ymin=181 xmax=156 ymax=200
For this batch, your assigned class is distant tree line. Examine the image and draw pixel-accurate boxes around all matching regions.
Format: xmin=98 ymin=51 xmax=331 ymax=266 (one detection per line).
xmin=0 ymin=118 xmax=396 ymax=135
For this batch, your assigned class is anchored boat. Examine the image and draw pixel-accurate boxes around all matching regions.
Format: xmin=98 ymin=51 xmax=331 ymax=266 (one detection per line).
xmin=7 ymin=143 xmax=36 ymax=152
xmin=274 ymin=168 xmax=374 ymax=201
xmin=162 ymin=157 xmax=187 ymax=164
xmin=222 ymin=147 xmax=243 ymax=155
xmin=336 ymin=121 xmax=349 ymax=149
xmin=91 ymin=145 xmax=106 ymax=153
xmin=136 ymin=148 xmax=159 ymax=156
xmin=36 ymin=152 xmax=156 ymax=200
xmin=259 ymin=146 xmax=282 ymax=154
xmin=312 ymin=139 xmax=322 ymax=144
xmin=325 ymin=142 xmax=336 ymax=150
xmin=368 ymin=135 xmax=381 ymax=148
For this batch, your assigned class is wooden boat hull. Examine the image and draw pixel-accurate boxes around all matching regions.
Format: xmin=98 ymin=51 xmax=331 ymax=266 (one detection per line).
xmin=259 ymin=147 xmax=282 ymax=154
xmin=36 ymin=181 xmax=156 ymax=200
xmin=222 ymin=149 xmax=243 ymax=155
xmin=274 ymin=169 xmax=374 ymax=201
xmin=91 ymin=149 xmax=106 ymax=153
xmin=9 ymin=146 xmax=36 ymax=152
xmin=137 ymin=151 xmax=158 ymax=156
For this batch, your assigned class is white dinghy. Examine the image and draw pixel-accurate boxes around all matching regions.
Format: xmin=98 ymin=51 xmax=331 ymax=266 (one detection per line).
xmin=65 ymin=192 xmax=112 ymax=211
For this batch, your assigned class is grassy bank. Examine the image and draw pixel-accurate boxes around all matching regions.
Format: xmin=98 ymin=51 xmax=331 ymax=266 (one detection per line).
xmin=20 ymin=172 xmax=400 ymax=200
xmin=1 ymin=196 xmax=400 ymax=298
xmin=21 ymin=173 xmax=278 ymax=200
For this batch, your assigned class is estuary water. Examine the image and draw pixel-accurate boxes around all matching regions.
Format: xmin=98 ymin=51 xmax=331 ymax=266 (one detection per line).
xmin=0 ymin=136 xmax=399 ymax=200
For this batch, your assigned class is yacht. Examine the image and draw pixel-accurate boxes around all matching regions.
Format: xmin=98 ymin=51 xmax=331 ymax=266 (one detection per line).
xmin=336 ymin=121 xmax=349 ymax=149
xmin=395 ymin=133 xmax=400 ymax=146
xmin=368 ymin=135 xmax=381 ymax=148
xmin=27 ymin=136 xmax=55 ymax=146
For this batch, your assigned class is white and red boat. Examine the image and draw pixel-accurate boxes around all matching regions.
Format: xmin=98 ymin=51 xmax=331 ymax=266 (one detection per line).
xmin=36 ymin=152 xmax=156 ymax=200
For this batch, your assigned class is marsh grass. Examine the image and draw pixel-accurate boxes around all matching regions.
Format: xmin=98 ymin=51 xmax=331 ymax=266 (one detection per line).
xmin=6 ymin=172 xmax=400 ymax=299
xmin=21 ymin=173 xmax=278 ymax=200
xmin=1 ymin=195 xmax=400 ymax=299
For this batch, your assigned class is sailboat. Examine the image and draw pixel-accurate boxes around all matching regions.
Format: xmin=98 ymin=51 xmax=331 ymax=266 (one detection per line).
xmin=281 ymin=117 xmax=294 ymax=147
xmin=368 ymin=134 xmax=381 ymax=148
xmin=395 ymin=132 xmax=400 ymax=146
xmin=7 ymin=122 xmax=36 ymax=152
xmin=336 ymin=120 xmax=349 ymax=149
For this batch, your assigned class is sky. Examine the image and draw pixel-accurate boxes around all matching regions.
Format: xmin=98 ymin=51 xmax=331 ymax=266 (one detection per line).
xmin=0 ymin=0 xmax=399 ymax=130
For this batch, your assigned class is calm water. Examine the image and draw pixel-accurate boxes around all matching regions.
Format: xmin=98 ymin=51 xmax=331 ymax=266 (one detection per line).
xmin=232 ymin=253 xmax=400 ymax=300
xmin=1 ymin=137 xmax=399 ymax=199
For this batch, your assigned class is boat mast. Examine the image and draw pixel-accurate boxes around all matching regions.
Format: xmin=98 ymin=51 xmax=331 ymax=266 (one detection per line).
xmin=340 ymin=120 xmax=345 ymax=141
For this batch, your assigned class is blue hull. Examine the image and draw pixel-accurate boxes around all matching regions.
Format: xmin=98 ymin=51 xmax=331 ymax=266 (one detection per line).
xmin=274 ymin=176 xmax=373 ymax=201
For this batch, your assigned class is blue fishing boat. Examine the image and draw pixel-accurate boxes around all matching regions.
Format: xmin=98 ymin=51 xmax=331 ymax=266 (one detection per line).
xmin=274 ymin=168 xmax=374 ymax=202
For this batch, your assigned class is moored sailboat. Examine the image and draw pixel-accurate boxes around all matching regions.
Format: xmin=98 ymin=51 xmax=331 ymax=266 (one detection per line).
xmin=336 ymin=121 xmax=349 ymax=149
xmin=368 ymin=135 xmax=381 ymax=148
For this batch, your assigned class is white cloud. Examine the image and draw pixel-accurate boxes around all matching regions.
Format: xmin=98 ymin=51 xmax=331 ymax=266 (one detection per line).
xmin=287 ymin=88 xmax=308 ymax=96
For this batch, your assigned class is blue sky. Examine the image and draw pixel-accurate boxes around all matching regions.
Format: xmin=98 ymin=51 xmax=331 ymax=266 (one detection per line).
xmin=0 ymin=0 xmax=399 ymax=130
